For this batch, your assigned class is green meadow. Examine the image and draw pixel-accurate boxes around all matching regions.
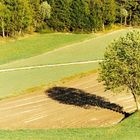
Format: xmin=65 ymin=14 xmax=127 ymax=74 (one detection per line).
xmin=0 ymin=29 xmax=140 ymax=140
xmin=0 ymin=29 xmax=130 ymax=98
xmin=0 ymin=33 xmax=94 ymax=65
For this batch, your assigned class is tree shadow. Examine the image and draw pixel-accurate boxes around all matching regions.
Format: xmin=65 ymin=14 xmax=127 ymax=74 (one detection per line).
xmin=46 ymin=87 xmax=130 ymax=118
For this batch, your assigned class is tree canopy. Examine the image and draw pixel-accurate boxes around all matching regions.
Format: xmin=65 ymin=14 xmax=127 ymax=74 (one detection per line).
xmin=0 ymin=0 xmax=140 ymax=36
xmin=99 ymin=31 xmax=140 ymax=110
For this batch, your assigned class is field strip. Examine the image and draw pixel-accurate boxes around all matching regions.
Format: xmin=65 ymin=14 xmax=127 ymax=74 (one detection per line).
xmin=124 ymin=105 xmax=135 ymax=110
xmin=24 ymin=114 xmax=48 ymax=123
xmin=124 ymin=98 xmax=134 ymax=103
xmin=83 ymin=83 xmax=102 ymax=90
xmin=111 ymin=96 xmax=133 ymax=102
xmin=0 ymin=94 xmax=45 ymax=105
xmin=32 ymin=29 xmax=127 ymax=57
xmin=0 ymin=29 xmax=127 ymax=69
xmin=0 ymin=104 xmax=51 ymax=121
xmin=0 ymin=102 xmax=49 ymax=114
xmin=0 ymin=93 xmax=76 ymax=111
xmin=127 ymin=108 xmax=136 ymax=113
xmin=24 ymin=106 xmax=75 ymax=124
xmin=0 ymin=60 xmax=103 ymax=73
xmin=0 ymin=102 xmax=71 ymax=121
xmin=0 ymin=108 xmax=39 ymax=120
xmin=73 ymin=76 xmax=98 ymax=87
xmin=0 ymin=99 xmax=47 ymax=111
xmin=115 ymin=96 xmax=133 ymax=102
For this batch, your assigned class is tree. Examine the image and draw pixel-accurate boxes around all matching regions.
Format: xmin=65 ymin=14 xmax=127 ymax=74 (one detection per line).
xmin=13 ymin=0 xmax=32 ymax=35
xmin=0 ymin=2 xmax=7 ymax=37
xmin=0 ymin=0 xmax=12 ymax=37
xmin=48 ymin=0 xmax=70 ymax=31
xmin=29 ymin=0 xmax=41 ymax=30
xmin=89 ymin=0 xmax=105 ymax=31
xmin=120 ymin=8 xmax=128 ymax=25
xmin=1 ymin=0 xmax=32 ymax=36
xmin=40 ymin=1 xmax=51 ymax=20
xmin=125 ymin=0 xmax=140 ymax=26
xmin=70 ymin=0 xmax=90 ymax=32
xmin=116 ymin=0 xmax=140 ymax=26
xmin=99 ymin=31 xmax=140 ymax=111
xmin=102 ymin=0 xmax=116 ymax=27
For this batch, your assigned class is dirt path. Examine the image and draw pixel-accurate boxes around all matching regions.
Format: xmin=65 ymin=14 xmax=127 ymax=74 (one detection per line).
xmin=0 ymin=73 xmax=136 ymax=129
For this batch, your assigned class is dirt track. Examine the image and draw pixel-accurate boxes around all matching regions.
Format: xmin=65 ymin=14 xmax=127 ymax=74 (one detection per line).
xmin=0 ymin=73 xmax=136 ymax=129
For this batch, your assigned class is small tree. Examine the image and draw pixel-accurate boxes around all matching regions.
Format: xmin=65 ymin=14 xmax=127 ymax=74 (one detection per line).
xmin=99 ymin=31 xmax=140 ymax=111
xmin=40 ymin=1 xmax=51 ymax=20
xmin=0 ymin=2 xmax=8 ymax=37
xmin=102 ymin=0 xmax=116 ymax=27
xmin=120 ymin=8 xmax=128 ymax=25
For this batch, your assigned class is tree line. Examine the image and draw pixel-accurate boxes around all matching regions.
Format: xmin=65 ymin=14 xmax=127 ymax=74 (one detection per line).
xmin=0 ymin=0 xmax=51 ymax=37
xmin=0 ymin=0 xmax=140 ymax=37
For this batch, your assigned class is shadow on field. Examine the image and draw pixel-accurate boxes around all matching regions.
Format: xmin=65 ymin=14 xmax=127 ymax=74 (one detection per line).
xmin=46 ymin=87 xmax=130 ymax=117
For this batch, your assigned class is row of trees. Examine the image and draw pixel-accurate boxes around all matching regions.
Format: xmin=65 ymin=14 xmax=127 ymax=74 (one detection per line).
xmin=0 ymin=0 xmax=140 ymax=37
xmin=47 ymin=0 xmax=140 ymax=32
xmin=47 ymin=0 xmax=116 ymax=32
xmin=0 ymin=0 xmax=51 ymax=37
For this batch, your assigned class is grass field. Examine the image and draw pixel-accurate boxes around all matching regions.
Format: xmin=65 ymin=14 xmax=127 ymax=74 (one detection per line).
xmin=0 ymin=29 xmax=130 ymax=98
xmin=0 ymin=112 xmax=140 ymax=140
xmin=0 ymin=33 xmax=94 ymax=65
xmin=0 ymin=29 xmax=129 ymax=68
xmin=0 ymin=29 xmax=140 ymax=140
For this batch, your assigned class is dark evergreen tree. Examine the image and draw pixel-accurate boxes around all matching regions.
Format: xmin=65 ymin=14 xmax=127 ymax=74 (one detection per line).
xmin=89 ymin=0 xmax=103 ymax=31
xmin=29 ymin=0 xmax=41 ymax=30
xmin=102 ymin=0 xmax=116 ymax=27
xmin=48 ymin=0 xmax=70 ymax=31
xmin=126 ymin=0 xmax=140 ymax=26
xmin=69 ymin=0 xmax=90 ymax=32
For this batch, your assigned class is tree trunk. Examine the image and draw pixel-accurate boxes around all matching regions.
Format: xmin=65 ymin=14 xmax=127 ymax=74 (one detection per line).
xmin=102 ymin=23 xmax=105 ymax=31
xmin=19 ymin=29 xmax=22 ymax=36
xmin=121 ymin=16 xmax=123 ymax=26
xmin=124 ymin=16 xmax=127 ymax=26
xmin=1 ymin=19 xmax=5 ymax=37
xmin=129 ymin=11 xmax=132 ymax=26
xmin=132 ymin=91 xmax=139 ymax=111
xmin=2 ymin=27 xmax=5 ymax=37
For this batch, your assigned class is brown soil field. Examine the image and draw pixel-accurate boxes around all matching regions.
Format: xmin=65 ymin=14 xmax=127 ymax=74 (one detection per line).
xmin=0 ymin=73 xmax=136 ymax=129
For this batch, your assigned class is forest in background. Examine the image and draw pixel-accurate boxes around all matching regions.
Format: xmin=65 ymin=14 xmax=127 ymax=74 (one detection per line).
xmin=0 ymin=0 xmax=140 ymax=37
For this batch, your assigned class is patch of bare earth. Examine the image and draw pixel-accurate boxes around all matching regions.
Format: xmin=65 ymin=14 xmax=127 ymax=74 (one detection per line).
xmin=0 ymin=73 xmax=136 ymax=129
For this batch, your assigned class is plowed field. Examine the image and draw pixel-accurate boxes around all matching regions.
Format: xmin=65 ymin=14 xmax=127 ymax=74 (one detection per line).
xmin=0 ymin=73 xmax=136 ymax=129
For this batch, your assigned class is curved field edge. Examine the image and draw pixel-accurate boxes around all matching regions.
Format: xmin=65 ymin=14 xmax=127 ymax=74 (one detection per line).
xmin=0 ymin=112 xmax=139 ymax=140
xmin=0 ymin=29 xmax=130 ymax=69
xmin=0 ymin=27 xmax=132 ymax=66
xmin=0 ymin=33 xmax=95 ymax=65
xmin=0 ymin=69 xmax=98 ymax=101
xmin=0 ymin=63 xmax=99 ymax=98
xmin=0 ymin=29 xmax=132 ymax=98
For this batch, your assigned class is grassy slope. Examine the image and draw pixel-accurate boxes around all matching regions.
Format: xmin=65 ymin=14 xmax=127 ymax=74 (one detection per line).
xmin=0 ymin=112 xmax=140 ymax=140
xmin=0 ymin=33 xmax=94 ymax=65
xmin=0 ymin=29 xmax=130 ymax=97
xmin=0 ymin=29 xmax=129 ymax=69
